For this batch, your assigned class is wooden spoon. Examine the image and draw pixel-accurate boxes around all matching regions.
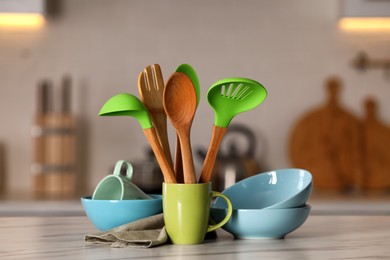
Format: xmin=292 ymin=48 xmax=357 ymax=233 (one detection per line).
xmin=173 ymin=64 xmax=201 ymax=183
xmin=163 ymin=72 xmax=197 ymax=184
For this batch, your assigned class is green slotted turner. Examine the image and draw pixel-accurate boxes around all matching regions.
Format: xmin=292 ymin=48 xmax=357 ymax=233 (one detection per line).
xmin=198 ymin=78 xmax=267 ymax=183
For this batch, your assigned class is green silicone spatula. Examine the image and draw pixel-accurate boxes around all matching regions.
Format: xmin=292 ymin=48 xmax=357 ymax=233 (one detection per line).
xmin=198 ymin=78 xmax=267 ymax=183
xmin=99 ymin=93 xmax=176 ymax=183
xmin=173 ymin=64 xmax=200 ymax=183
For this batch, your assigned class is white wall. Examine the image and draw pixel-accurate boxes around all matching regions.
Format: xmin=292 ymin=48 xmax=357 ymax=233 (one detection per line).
xmin=1 ymin=0 xmax=390 ymax=195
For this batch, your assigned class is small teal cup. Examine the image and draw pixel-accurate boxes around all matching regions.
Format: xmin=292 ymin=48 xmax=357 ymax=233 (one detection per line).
xmin=92 ymin=160 xmax=151 ymax=200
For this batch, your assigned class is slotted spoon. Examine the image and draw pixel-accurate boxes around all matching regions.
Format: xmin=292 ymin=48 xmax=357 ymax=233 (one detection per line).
xmin=198 ymin=78 xmax=267 ymax=183
xmin=99 ymin=93 xmax=176 ymax=183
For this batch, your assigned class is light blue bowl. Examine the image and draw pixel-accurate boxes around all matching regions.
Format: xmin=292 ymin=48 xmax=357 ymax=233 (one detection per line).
xmin=214 ymin=168 xmax=312 ymax=209
xmin=211 ymin=205 xmax=311 ymax=239
xmin=81 ymin=194 xmax=162 ymax=231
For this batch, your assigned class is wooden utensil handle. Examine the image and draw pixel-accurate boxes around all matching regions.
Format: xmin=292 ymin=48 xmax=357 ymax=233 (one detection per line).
xmin=144 ymin=127 xmax=176 ymax=183
xmin=199 ymin=125 xmax=227 ymax=183
xmin=178 ymin=132 xmax=197 ymax=184
xmin=174 ymin=134 xmax=184 ymax=183
xmin=150 ymin=112 xmax=173 ymax=169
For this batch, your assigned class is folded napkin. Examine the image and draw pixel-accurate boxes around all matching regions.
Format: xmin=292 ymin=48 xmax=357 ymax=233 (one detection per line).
xmin=84 ymin=213 xmax=218 ymax=248
xmin=84 ymin=213 xmax=167 ymax=248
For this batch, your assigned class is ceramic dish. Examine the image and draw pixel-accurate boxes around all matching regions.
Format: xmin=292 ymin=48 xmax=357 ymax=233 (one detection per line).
xmin=214 ymin=168 xmax=312 ymax=209
xmin=210 ymin=205 xmax=311 ymax=239
xmin=81 ymin=194 xmax=162 ymax=231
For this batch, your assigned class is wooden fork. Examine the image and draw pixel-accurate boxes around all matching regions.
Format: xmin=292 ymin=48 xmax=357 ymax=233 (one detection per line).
xmin=138 ymin=64 xmax=174 ymax=169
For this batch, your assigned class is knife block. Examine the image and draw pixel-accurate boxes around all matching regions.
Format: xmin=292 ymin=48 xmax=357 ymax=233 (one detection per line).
xmin=32 ymin=113 xmax=76 ymax=199
xmin=0 ymin=142 xmax=5 ymax=195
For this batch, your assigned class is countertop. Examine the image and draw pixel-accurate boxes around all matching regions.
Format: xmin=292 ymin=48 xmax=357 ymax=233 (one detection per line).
xmin=1 ymin=193 xmax=389 ymax=259
xmin=1 ymin=215 xmax=390 ymax=259
xmin=1 ymin=193 xmax=390 ymax=216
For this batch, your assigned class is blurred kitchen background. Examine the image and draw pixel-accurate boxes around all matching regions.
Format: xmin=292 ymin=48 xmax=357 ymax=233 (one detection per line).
xmin=1 ymin=0 xmax=390 ymax=209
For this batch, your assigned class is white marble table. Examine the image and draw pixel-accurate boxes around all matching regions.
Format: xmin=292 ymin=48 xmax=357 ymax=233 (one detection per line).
xmin=1 ymin=215 xmax=389 ymax=259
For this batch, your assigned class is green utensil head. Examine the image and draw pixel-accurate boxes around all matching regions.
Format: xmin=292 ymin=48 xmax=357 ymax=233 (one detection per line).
xmin=99 ymin=93 xmax=153 ymax=129
xmin=207 ymin=78 xmax=267 ymax=127
xmin=175 ymin=64 xmax=201 ymax=106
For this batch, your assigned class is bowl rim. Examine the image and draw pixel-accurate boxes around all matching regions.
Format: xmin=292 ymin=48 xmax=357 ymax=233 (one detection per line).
xmin=225 ymin=168 xmax=312 ymax=190
xmin=215 ymin=168 xmax=313 ymax=208
xmin=81 ymin=194 xmax=162 ymax=202
xmin=211 ymin=204 xmax=312 ymax=212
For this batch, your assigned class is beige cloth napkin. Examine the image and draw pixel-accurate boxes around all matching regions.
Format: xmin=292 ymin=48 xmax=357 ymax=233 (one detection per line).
xmin=84 ymin=213 xmax=218 ymax=248
xmin=84 ymin=213 xmax=167 ymax=248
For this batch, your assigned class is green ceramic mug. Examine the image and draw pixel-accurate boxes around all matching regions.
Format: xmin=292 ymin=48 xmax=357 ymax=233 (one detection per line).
xmin=163 ymin=182 xmax=233 ymax=244
xmin=92 ymin=160 xmax=151 ymax=200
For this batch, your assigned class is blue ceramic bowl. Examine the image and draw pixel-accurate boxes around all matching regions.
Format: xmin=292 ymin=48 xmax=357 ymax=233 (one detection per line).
xmin=81 ymin=194 xmax=162 ymax=231
xmin=210 ymin=205 xmax=311 ymax=239
xmin=214 ymin=168 xmax=312 ymax=209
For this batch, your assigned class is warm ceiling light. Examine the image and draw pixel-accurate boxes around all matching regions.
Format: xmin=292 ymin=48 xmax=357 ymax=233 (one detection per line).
xmin=0 ymin=13 xmax=44 ymax=28
xmin=340 ymin=0 xmax=390 ymax=32
xmin=339 ymin=17 xmax=390 ymax=32
xmin=0 ymin=0 xmax=45 ymax=28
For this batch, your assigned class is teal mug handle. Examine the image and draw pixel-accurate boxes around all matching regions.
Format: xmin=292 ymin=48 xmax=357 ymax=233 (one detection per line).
xmin=113 ymin=160 xmax=133 ymax=180
xmin=207 ymin=192 xmax=233 ymax=232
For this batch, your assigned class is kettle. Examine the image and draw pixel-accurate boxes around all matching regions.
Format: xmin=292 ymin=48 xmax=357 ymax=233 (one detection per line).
xmin=131 ymin=148 xmax=164 ymax=194
xmin=197 ymin=124 xmax=263 ymax=191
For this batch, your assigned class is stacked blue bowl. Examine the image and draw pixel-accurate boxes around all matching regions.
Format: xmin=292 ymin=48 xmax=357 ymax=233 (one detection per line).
xmin=211 ymin=168 xmax=312 ymax=239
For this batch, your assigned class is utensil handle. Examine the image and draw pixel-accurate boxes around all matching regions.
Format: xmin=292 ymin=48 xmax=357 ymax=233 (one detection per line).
xmin=199 ymin=125 xmax=227 ymax=183
xmin=174 ymin=134 xmax=184 ymax=183
xmin=143 ymin=127 xmax=176 ymax=183
xmin=178 ymin=131 xmax=197 ymax=184
xmin=150 ymin=112 xmax=173 ymax=169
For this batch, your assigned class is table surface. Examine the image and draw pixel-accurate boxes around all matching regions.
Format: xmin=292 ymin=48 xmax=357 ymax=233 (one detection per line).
xmin=1 ymin=194 xmax=390 ymax=216
xmin=1 ymin=215 xmax=389 ymax=259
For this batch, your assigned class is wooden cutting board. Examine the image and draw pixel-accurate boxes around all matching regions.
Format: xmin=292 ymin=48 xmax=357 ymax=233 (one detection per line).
xmin=362 ymin=98 xmax=390 ymax=190
xmin=289 ymin=77 xmax=364 ymax=191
